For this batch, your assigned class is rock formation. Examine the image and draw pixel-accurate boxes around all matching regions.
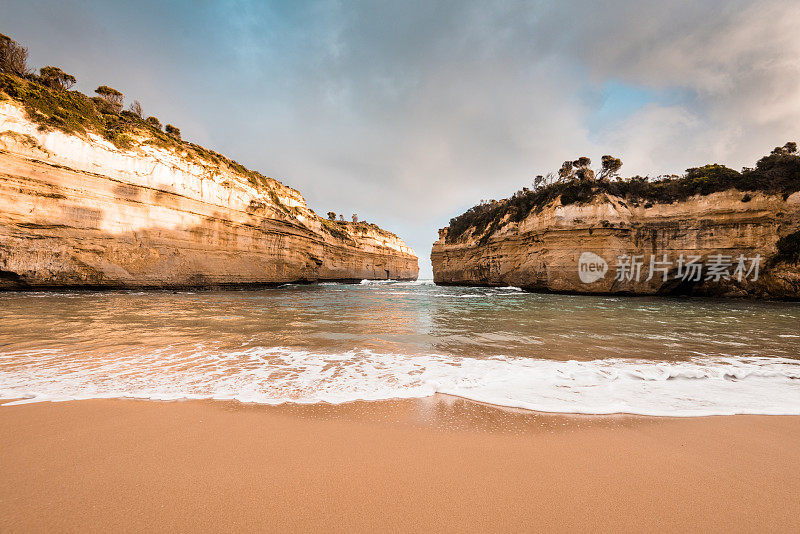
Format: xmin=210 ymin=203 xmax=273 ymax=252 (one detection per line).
xmin=432 ymin=189 xmax=800 ymax=299
xmin=0 ymin=99 xmax=418 ymax=289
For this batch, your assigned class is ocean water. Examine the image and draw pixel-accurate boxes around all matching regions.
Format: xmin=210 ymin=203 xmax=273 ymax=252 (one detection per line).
xmin=1 ymin=280 xmax=799 ymax=416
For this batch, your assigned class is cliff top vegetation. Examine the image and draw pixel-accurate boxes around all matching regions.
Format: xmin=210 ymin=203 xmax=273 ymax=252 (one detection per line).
xmin=321 ymin=218 xmax=400 ymax=242
xmin=0 ymin=32 xmax=292 ymax=197
xmin=0 ymin=32 xmax=404 ymax=246
xmin=445 ymin=143 xmax=800 ymax=244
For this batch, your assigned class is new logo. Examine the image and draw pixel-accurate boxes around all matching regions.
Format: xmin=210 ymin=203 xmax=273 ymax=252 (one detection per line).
xmin=578 ymin=252 xmax=608 ymax=283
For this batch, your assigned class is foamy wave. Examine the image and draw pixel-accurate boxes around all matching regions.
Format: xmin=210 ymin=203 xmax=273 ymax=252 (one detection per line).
xmin=359 ymin=279 xmax=433 ymax=286
xmin=1 ymin=348 xmax=799 ymax=416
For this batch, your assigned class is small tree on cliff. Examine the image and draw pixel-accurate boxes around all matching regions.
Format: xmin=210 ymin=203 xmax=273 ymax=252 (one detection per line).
xmin=165 ymin=124 xmax=181 ymax=139
xmin=352 ymin=214 xmax=358 ymax=223
xmin=771 ymin=142 xmax=798 ymax=156
xmin=558 ymin=157 xmax=594 ymax=182
xmin=558 ymin=161 xmax=574 ymax=181
xmin=95 ymin=85 xmax=123 ymax=113
xmin=572 ymin=157 xmax=594 ymax=181
xmin=327 ymin=211 xmax=336 ymax=221
xmin=0 ymin=33 xmax=30 ymax=76
xmin=598 ymin=155 xmax=623 ymax=181
xmin=339 ymin=214 xmax=344 ymax=222
xmin=146 ymin=116 xmax=162 ymax=129
xmin=128 ymin=100 xmax=143 ymax=118
xmin=39 ymin=66 xmax=76 ymax=90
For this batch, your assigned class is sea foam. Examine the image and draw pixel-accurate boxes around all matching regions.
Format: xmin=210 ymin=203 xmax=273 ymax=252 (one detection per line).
xmin=359 ymin=279 xmax=435 ymax=285
xmin=2 ymin=347 xmax=799 ymax=416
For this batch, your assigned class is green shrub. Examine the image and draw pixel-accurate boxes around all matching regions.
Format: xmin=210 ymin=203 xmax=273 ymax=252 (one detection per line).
xmin=774 ymin=230 xmax=800 ymax=265
xmin=95 ymin=85 xmax=123 ymax=113
xmin=0 ymin=58 xmax=287 ymax=197
xmin=0 ymin=73 xmax=104 ymax=135
xmin=39 ymin=66 xmax=75 ymax=90
xmin=146 ymin=116 xmax=161 ymax=129
xmin=165 ymin=124 xmax=181 ymax=139
xmin=321 ymin=218 xmax=350 ymax=241
xmin=445 ymin=145 xmax=800 ymax=244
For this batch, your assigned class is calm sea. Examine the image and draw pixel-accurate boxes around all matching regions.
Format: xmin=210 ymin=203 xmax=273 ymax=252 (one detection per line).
xmin=1 ymin=280 xmax=799 ymax=415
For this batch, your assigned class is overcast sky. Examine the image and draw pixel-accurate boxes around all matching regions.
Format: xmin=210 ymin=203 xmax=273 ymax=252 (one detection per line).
xmin=5 ymin=0 xmax=800 ymax=277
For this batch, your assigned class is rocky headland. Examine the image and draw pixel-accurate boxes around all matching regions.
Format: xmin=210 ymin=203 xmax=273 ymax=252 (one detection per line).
xmin=0 ymin=69 xmax=417 ymax=289
xmin=432 ymin=149 xmax=800 ymax=298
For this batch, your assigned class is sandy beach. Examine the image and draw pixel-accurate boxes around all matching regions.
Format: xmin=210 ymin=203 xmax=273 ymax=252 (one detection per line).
xmin=3 ymin=6 xmax=800 ymax=533
xmin=1 ymin=396 xmax=799 ymax=533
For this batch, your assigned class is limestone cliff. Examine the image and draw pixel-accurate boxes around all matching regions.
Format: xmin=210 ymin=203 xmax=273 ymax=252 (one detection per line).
xmin=0 ymin=100 xmax=418 ymax=288
xmin=432 ymin=190 xmax=800 ymax=298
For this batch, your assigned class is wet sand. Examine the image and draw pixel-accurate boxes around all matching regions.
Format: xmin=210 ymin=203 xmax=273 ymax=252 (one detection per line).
xmin=1 ymin=396 xmax=799 ymax=533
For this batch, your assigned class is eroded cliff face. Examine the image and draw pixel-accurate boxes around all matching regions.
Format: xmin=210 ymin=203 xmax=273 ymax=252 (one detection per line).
xmin=431 ymin=192 xmax=800 ymax=298
xmin=0 ymin=101 xmax=418 ymax=288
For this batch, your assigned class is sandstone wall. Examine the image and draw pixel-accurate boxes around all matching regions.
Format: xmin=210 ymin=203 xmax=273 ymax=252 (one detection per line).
xmin=431 ymin=192 xmax=800 ymax=298
xmin=0 ymin=101 xmax=418 ymax=289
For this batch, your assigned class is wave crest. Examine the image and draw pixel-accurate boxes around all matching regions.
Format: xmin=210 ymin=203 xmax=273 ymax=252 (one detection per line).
xmin=2 ymin=348 xmax=799 ymax=416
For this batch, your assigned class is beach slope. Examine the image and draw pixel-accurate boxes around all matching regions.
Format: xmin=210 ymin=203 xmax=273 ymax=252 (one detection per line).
xmin=1 ymin=397 xmax=798 ymax=533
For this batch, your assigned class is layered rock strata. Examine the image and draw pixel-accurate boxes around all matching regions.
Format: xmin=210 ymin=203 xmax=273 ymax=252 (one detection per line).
xmin=0 ymin=101 xmax=418 ymax=289
xmin=432 ymin=192 xmax=800 ymax=298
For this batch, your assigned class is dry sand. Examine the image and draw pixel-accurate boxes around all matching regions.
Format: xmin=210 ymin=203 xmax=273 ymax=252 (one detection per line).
xmin=1 ymin=395 xmax=799 ymax=533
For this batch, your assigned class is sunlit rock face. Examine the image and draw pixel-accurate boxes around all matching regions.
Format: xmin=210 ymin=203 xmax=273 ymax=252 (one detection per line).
xmin=0 ymin=101 xmax=418 ymax=288
xmin=431 ymin=192 xmax=800 ymax=298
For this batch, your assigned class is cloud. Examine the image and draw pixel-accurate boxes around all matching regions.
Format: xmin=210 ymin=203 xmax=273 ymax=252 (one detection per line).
xmin=567 ymin=0 xmax=800 ymax=171
xmin=3 ymin=0 xmax=799 ymax=276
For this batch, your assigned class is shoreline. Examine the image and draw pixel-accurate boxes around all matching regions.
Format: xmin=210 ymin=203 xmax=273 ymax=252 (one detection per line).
xmin=0 ymin=277 xmax=421 ymax=293
xmin=2 ymin=396 xmax=799 ymax=532
xmin=5 ymin=391 xmax=800 ymax=417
